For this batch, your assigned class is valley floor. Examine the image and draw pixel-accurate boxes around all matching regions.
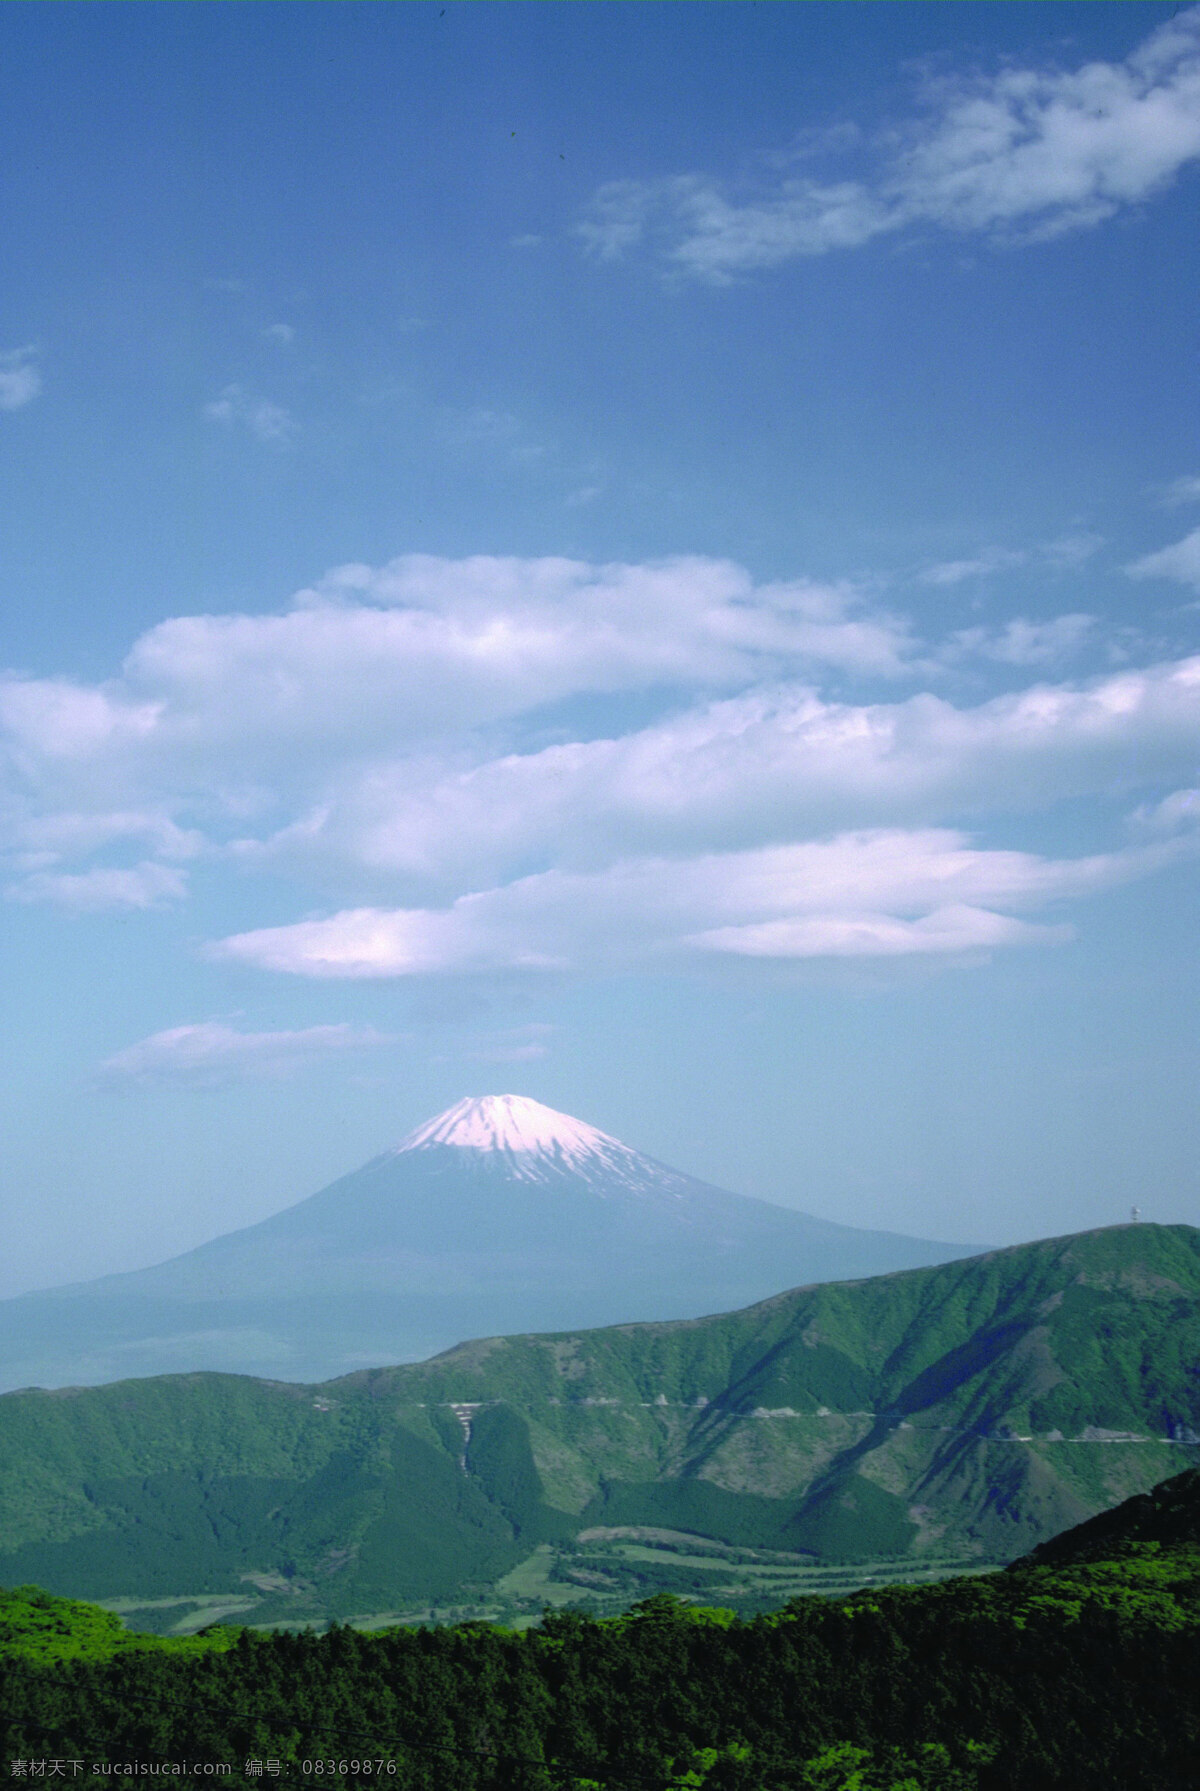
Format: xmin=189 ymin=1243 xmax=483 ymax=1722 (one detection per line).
xmin=99 ymin=1530 xmax=997 ymax=1636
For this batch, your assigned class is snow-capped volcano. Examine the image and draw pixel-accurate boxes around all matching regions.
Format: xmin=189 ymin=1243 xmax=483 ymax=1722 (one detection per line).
xmin=0 ymin=1093 xmax=972 ymax=1393
xmin=393 ymin=1094 xmax=684 ymax=1191
xmin=398 ymin=1094 xmax=619 ymax=1161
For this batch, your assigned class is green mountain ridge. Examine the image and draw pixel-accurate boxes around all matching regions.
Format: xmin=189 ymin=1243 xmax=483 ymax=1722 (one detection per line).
xmin=3 ymin=1221 xmax=1199 ymax=1626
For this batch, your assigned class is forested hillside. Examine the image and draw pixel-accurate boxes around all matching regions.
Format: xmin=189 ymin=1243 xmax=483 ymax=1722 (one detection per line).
xmin=2 ymin=1223 xmax=1198 ymax=1627
xmin=3 ymin=1467 xmax=1199 ymax=1789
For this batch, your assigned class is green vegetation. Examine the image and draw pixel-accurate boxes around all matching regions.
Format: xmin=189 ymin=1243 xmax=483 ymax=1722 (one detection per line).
xmin=3 ymin=1469 xmax=1200 ymax=1788
xmin=0 ymin=1585 xmax=237 ymax=1662
xmin=2 ymin=1223 xmax=1199 ymax=1623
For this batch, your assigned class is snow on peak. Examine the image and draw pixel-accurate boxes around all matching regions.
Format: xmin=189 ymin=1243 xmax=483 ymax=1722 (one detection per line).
xmin=396 ymin=1094 xmax=624 ymax=1165
xmin=390 ymin=1094 xmax=696 ymax=1197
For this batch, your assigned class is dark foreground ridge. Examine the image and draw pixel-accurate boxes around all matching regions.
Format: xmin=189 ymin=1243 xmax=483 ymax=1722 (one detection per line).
xmin=1024 ymin=1454 xmax=1200 ymax=1566
xmin=3 ymin=1467 xmax=1200 ymax=1789
xmin=1 ymin=1221 xmax=1199 ymax=1631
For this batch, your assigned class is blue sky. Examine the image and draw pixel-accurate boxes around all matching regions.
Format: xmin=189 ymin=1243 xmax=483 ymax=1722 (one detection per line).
xmin=3 ymin=1 xmax=1200 ymax=1297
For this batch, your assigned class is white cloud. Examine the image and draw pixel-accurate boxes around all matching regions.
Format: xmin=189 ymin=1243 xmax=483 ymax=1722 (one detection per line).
xmin=204 ymin=384 xmax=296 ymax=443
xmin=0 ymin=674 xmax=160 ymax=763
xmin=578 ymin=7 xmax=1200 ymax=278
xmin=1126 ymin=526 xmax=1200 ymax=591
xmin=1158 ymin=473 xmax=1200 ymax=507
xmin=946 ymin=614 xmax=1095 ymax=666
xmin=97 ymin=1021 xmax=394 ymax=1089
xmin=0 ymin=555 xmax=913 ymax=788
xmin=1040 ymin=531 xmax=1105 ymax=570
xmin=4 ymin=548 xmax=1200 ymax=983
xmin=8 ymin=861 xmax=187 ymax=912
xmin=209 ymin=827 xmax=1173 ymax=979
xmin=236 ymin=655 xmax=1200 ymax=895
xmin=1129 ymin=786 xmax=1200 ymax=835
xmin=918 ymin=535 xmax=1103 ymax=587
xmin=262 ymin=323 xmax=296 ymax=345
xmin=4 ymin=809 xmax=201 ymax=870
xmin=919 ymin=549 xmax=1027 ymax=586
xmin=691 ymin=905 xmax=1068 ymax=960
xmin=0 ymin=553 xmax=916 ymax=920
xmin=0 ymin=347 xmax=41 ymax=411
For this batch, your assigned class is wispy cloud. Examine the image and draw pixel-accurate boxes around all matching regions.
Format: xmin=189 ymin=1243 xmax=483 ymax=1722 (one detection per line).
xmin=0 ymin=553 xmax=918 ymax=908
xmin=6 ymin=810 xmax=201 ymax=870
xmin=228 ymin=655 xmax=1200 ymax=897
xmin=204 ymin=383 xmax=296 ymax=444
xmin=917 ymin=534 xmax=1103 ymax=588
xmin=918 ymin=548 xmax=1027 ymax=587
xmin=262 ymin=323 xmax=296 ymax=346
xmin=578 ymin=7 xmax=1200 ymax=279
xmin=1126 ymin=526 xmax=1200 ymax=591
xmin=1131 ymin=786 xmax=1200 ymax=835
xmin=99 ymin=552 xmax=916 ymax=755
xmin=1158 ymin=473 xmax=1200 ymax=507
xmin=211 ymin=827 xmax=1181 ymax=979
xmin=438 ymin=405 xmax=548 ymax=468
xmin=3 ymin=550 xmax=1199 ymax=980
xmin=944 ymin=614 xmax=1095 ymax=667
xmin=7 ymin=861 xmax=187 ymax=912
xmin=97 ymin=1021 xmax=395 ymax=1089
xmin=0 ymin=346 xmax=41 ymax=411
xmin=691 ymin=905 xmax=1065 ymax=962
xmin=1041 ymin=532 xmax=1105 ymax=570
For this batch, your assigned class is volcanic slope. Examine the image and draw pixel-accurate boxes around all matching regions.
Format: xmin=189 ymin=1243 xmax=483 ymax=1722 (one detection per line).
xmin=0 ymin=1094 xmax=967 ymax=1391
xmin=1 ymin=1220 xmax=1197 ymax=1626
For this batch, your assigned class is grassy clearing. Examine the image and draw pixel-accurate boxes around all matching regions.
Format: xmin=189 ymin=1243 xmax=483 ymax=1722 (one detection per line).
xmin=484 ymin=1533 xmax=1000 ymax=1623
xmin=96 ymin=1591 xmax=266 ymax=1635
xmin=494 ymin=1542 xmax=582 ymax=1606
xmin=75 ymin=1533 xmax=1000 ymax=1639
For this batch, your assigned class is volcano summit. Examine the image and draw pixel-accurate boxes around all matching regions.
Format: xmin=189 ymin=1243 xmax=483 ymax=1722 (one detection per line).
xmin=0 ymin=1095 xmax=968 ymax=1390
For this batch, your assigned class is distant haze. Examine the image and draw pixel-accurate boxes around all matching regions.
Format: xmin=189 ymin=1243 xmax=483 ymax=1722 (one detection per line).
xmin=0 ymin=1095 xmax=970 ymax=1392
